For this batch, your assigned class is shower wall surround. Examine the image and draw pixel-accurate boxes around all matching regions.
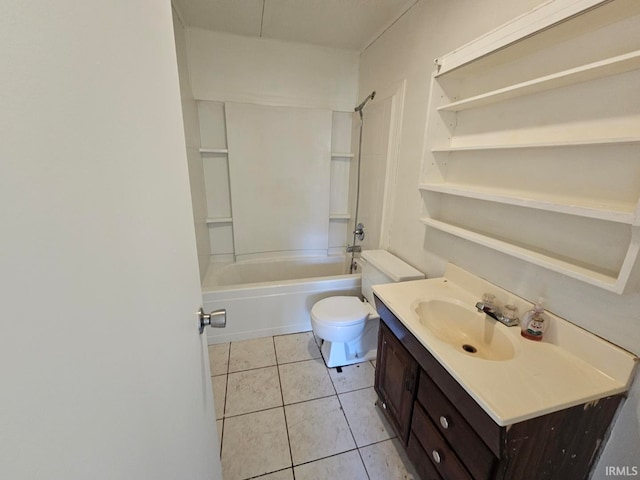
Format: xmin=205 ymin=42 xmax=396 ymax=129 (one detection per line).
xmin=199 ymin=101 xmax=354 ymax=262
xmin=183 ymin=28 xmax=359 ymax=263
xmin=226 ymin=103 xmax=332 ymax=258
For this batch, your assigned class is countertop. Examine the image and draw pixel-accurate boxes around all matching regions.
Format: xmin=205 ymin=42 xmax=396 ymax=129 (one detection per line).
xmin=372 ymin=264 xmax=638 ymax=426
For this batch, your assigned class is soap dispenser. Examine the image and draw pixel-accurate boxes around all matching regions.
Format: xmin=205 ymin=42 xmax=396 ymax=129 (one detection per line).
xmin=520 ymin=299 xmax=548 ymax=341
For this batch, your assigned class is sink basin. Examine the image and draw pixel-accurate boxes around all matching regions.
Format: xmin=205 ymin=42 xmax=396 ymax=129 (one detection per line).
xmin=414 ymin=300 xmax=516 ymax=361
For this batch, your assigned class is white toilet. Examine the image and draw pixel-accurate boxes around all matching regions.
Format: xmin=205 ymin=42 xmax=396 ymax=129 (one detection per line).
xmin=311 ymin=250 xmax=424 ymax=368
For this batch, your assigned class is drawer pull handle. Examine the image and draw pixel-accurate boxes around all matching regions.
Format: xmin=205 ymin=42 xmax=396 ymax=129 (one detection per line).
xmin=432 ymin=450 xmax=442 ymax=464
xmin=439 ymin=416 xmax=449 ymax=429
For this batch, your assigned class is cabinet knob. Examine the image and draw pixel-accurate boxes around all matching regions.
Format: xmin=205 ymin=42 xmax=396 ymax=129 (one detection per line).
xmin=432 ymin=450 xmax=442 ymax=464
xmin=439 ymin=416 xmax=449 ymax=429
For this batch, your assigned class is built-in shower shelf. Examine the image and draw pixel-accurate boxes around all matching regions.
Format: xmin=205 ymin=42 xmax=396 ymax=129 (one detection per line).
xmin=329 ymin=213 xmax=351 ymax=220
xmin=200 ymin=148 xmax=228 ymax=155
xmin=331 ymin=152 xmax=354 ymax=158
xmin=206 ymin=217 xmax=233 ymax=224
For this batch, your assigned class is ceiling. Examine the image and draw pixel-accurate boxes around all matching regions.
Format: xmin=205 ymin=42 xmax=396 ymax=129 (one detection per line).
xmin=172 ymin=0 xmax=418 ymax=51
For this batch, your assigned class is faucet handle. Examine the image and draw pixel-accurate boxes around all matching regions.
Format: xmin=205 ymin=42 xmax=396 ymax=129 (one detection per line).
xmin=476 ymin=297 xmax=520 ymax=327
xmin=481 ymin=293 xmax=497 ymax=312
xmin=502 ymin=304 xmax=519 ymax=322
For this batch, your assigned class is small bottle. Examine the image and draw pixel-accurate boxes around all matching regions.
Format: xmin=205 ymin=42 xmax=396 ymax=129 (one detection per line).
xmin=520 ymin=299 xmax=548 ymax=341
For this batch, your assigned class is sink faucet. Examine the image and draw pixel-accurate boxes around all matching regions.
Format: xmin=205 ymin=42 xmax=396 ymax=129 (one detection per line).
xmin=475 ymin=297 xmax=520 ymax=327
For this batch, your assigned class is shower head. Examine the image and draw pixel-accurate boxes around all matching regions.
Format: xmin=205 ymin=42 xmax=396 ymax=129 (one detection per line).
xmin=354 ymin=91 xmax=376 ymax=113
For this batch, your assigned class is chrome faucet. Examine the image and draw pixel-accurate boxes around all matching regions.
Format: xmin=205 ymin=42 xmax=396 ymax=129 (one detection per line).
xmin=475 ymin=296 xmax=520 ymax=327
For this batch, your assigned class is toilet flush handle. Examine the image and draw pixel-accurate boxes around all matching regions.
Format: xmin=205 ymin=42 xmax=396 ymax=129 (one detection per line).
xmin=198 ymin=308 xmax=226 ymax=334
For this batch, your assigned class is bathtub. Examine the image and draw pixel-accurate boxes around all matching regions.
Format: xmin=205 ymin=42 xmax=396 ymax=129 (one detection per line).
xmin=202 ymin=255 xmax=361 ymax=344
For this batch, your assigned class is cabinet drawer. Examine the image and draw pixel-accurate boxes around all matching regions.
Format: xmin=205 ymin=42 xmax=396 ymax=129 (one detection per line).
xmin=418 ymin=371 xmax=496 ymax=480
xmin=419 ymin=357 xmax=502 ymax=457
xmin=407 ymin=432 xmax=443 ymax=480
xmin=412 ymin=402 xmax=473 ymax=480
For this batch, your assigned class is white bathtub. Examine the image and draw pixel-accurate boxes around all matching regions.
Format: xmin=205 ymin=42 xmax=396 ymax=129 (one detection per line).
xmin=202 ymin=256 xmax=361 ymax=344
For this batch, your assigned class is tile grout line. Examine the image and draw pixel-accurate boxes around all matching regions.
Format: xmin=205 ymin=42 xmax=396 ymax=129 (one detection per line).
xmin=273 ymin=335 xmax=296 ymax=479
xmin=333 ymin=381 xmax=370 ymax=479
xmin=247 ymin=466 xmax=293 ymax=479
xmin=290 ymin=446 xmax=369 ymax=475
xmin=220 ymin=341 xmax=232 ymax=457
xmin=220 ymin=333 xmax=393 ymax=478
xmin=329 ymin=361 xmax=377 ymax=480
xmin=321 ymin=346 xmax=378 ymax=479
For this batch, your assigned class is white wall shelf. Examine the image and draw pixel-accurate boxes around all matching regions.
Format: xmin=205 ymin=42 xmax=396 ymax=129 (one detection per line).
xmin=433 ymin=0 xmax=639 ymax=77
xmin=329 ymin=213 xmax=351 ymax=220
xmin=331 ymin=152 xmax=354 ymax=158
xmin=206 ymin=217 xmax=233 ymax=224
xmin=418 ymin=183 xmax=637 ymax=225
xmin=199 ymin=148 xmax=228 ymax=154
xmin=420 ymin=1 xmax=640 ymax=294
xmin=419 ymin=217 xmax=623 ymax=292
xmin=431 ymin=137 xmax=640 ymax=153
xmin=438 ymin=50 xmax=640 ymax=112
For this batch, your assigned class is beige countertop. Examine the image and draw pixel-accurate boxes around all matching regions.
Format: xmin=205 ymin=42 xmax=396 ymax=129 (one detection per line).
xmin=373 ymin=264 xmax=638 ymax=426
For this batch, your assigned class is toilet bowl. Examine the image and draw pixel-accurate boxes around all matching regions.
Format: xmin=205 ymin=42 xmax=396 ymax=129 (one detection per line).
xmin=311 ymin=296 xmax=371 ymax=342
xmin=311 ymin=250 xmax=424 ymax=368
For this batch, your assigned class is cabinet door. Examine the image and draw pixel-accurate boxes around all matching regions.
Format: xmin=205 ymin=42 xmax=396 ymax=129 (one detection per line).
xmin=375 ymin=321 xmax=419 ymax=444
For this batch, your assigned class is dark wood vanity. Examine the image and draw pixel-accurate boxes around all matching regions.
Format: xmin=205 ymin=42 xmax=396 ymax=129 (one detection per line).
xmin=374 ymin=296 xmax=624 ymax=480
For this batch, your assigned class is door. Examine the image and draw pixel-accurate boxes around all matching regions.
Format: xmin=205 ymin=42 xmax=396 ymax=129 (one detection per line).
xmin=375 ymin=322 xmax=419 ymax=444
xmin=0 ymin=2 xmax=222 ymax=479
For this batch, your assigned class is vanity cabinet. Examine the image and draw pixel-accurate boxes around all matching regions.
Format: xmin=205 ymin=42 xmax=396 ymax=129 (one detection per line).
xmin=374 ymin=296 xmax=623 ymax=480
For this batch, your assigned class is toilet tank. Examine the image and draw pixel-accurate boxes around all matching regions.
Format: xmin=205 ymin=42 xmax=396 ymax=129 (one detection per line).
xmin=360 ymin=250 xmax=424 ymax=305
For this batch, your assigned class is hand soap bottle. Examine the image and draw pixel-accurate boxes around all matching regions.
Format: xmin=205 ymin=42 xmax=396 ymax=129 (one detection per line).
xmin=520 ymin=299 xmax=548 ymax=341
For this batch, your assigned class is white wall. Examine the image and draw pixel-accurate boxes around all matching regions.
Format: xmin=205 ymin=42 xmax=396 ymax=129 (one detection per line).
xmin=186 ymin=28 xmax=359 ymax=111
xmin=173 ymin=10 xmax=210 ymax=280
xmin=358 ymin=0 xmax=640 ymax=475
xmin=356 ymin=95 xmax=394 ymax=251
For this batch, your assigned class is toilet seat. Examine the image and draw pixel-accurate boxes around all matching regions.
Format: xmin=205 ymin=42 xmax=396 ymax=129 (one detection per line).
xmin=311 ymin=296 xmax=370 ymax=327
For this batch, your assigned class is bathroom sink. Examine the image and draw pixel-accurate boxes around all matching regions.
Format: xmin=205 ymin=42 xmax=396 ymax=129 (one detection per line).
xmin=414 ymin=300 xmax=516 ymax=361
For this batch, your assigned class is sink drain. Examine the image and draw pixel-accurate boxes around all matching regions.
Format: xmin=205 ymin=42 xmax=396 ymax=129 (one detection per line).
xmin=462 ymin=344 xmax=477 ymax=354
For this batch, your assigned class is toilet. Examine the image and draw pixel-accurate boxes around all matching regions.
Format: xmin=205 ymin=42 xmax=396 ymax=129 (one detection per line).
xmin=311 ymin=250 xmax=424 ymax=368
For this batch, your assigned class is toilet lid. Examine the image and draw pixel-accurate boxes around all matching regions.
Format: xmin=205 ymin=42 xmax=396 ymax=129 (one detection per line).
xmin=311 ymin=296 xmax=369 ymax=326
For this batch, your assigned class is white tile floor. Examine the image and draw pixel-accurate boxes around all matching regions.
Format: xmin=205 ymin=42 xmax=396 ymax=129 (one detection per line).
xmin=209 ymin=332 xmax=419 ymax=480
